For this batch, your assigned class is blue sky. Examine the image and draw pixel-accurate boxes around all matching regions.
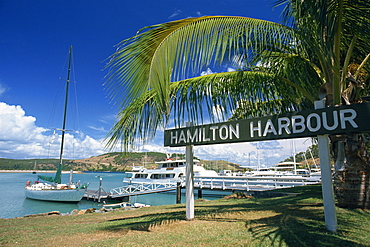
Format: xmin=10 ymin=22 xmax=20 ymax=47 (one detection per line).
xmin=0 ymin=0 xmax=312 ymax=166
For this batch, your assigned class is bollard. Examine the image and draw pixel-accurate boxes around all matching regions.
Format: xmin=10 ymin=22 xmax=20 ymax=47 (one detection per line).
xmin=176 ymin=182 xmax=181 ymax=204
xmin=198 ymin=189 xmax=203 ymax=199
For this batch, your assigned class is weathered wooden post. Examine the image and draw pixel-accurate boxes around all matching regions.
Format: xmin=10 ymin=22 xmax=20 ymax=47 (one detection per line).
xmin=198 ymin=189 xmax=203 ymax=199
xmin=185 ymin=122 xmax=194 ymax=220
xmin=315 ymin=100 xmax=337 ymax=232
xmin=176 ymin=181 xmax=181 ymax=204
xmin=98 ymin=177 xmax=103 ymax=202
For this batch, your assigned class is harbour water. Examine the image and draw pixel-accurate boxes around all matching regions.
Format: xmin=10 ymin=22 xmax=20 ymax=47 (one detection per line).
xmin=0 ymin=172 xmax=230 ymax=219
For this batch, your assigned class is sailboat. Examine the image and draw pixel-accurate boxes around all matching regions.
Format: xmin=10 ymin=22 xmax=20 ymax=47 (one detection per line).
xmin=25 ymin=46 xmax=88 ymax=202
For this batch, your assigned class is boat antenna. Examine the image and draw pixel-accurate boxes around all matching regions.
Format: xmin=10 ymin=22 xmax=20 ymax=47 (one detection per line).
xmin=59 ymin=45 xmax=73 ymax=165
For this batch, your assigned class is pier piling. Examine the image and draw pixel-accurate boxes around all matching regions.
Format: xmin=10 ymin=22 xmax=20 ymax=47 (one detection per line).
xmin=197 ymin=189 xmax=202 ymax=199
xmin=176 ymin=182 xmax=181 ymax=204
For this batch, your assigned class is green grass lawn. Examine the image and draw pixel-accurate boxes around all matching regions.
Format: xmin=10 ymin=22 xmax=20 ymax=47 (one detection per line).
xmin=1 ymin=184 xmax=369 ymax=246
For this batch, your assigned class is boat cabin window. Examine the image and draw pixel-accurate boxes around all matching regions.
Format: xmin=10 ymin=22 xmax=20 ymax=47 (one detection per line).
xmin=151 ymin=174 xmax=175 ymax=179
xmin=135 ymin=174 xmax=148 ymax=179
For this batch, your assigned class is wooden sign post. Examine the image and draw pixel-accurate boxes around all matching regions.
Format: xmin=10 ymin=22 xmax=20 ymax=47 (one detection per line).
xmin=165 ymin=102 xmax=370 ymax=231
xmin=185 ymin=122 xmax=194 ymax=221
xmin=315 ymin=100 xmax=337 ymax=232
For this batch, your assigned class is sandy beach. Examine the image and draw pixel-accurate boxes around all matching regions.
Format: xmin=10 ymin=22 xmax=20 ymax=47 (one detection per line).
xmin=0 ymin=170 xmax=84 ymax=174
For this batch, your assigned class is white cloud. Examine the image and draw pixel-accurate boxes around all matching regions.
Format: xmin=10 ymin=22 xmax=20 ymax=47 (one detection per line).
xmin=0 ymin=83 xmax=7 ymax=97
xmin=168 ymin=9 xmax=182 ymax=19
xmin=200 ymin=68 xmax=214 ymax=76
xmin=99 ymin=114 xmax=117 ymax=125
xmin=88 ymin=125 xmax=107 ymax=132
xmin=0 ymin=102 xmax=46 ymax=143
xmin=0 ymin=102 xmax=312 ymax=165
xmin=0 ymin=102 xmax=105 ymax=159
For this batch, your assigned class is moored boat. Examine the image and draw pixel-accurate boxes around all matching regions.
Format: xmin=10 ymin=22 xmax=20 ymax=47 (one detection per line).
xmin=133 ymin=202 xmax=151 ymax=208
xmin=103 ymin=202 xmax=132 ymax=209
xmin=124 ymin=158 xmax=218 ymax=184
xmin=243 ymin=161 xmax=321 ymax=182
xmin=24 ymin=46 xmax=88 ymax=202
xmin=25 ymin=181 xmax=87 ymax=202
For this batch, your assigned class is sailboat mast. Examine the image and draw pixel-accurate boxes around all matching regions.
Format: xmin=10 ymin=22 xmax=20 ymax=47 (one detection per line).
xmin=59 ymin=45 xmax=73 ymax=165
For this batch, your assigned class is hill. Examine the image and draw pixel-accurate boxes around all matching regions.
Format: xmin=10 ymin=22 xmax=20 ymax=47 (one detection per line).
xmin=71 ymin=152 xmax=172 ymax=171
xmin=0 ymin=152 xmax=245 ymax=173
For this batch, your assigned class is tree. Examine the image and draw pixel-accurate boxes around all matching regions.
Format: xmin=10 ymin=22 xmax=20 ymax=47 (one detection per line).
xmin=105 ymin=0 xmax=370 ymax=208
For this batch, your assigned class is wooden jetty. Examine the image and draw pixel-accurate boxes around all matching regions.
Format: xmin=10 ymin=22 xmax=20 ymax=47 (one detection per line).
xmin=84 ymin=189 xmax=110 ymax=201
xmin=192 ymin=176 xmax=320 ymax=191
xmin=83 ymin=182 xmax=178 ymax=202
xmin=83 ymin=175 xmax=320 ymax=202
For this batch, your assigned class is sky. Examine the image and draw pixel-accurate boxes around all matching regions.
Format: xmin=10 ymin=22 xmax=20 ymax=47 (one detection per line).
xmin=0 ymin=0 xmax=314 ymax=167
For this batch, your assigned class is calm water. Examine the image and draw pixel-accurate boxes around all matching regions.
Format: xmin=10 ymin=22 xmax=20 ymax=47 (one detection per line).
xmin=0 ymin=172 xmax=230 ymax=219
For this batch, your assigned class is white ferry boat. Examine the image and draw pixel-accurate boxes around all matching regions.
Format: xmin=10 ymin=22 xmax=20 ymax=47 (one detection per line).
xmin=124 ymin=158 xmax=218 ymax=184
xmin=243 ymin=162 xmax=321 ymax=182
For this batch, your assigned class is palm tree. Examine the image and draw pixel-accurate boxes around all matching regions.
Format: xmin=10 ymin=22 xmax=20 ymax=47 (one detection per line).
xmin=105 ymin=0 xmax=370 ymax=209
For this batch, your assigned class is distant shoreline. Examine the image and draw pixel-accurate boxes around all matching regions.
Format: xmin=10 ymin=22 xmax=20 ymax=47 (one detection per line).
xmin=0 ymin=170 xmax=84 ymax=174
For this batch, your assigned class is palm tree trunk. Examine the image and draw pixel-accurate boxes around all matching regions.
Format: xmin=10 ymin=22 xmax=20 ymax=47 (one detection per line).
xmin=332 ymin=134 xmax=370 ymax=209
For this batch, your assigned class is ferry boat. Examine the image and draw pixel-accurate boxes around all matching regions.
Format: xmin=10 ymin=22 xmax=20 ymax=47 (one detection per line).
xmin=243 ymin=162 xmax=321 ymax=182
xmin=124 ymin=158 xmax=218 ymax=184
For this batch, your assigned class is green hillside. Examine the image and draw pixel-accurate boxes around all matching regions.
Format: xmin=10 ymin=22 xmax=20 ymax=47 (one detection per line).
xmin=0 ymin=152 xmax=244 ymax=173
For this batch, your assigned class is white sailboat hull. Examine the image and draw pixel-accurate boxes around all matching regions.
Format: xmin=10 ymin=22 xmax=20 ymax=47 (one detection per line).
xmin=25 ymin=188 xmax=86 ymax=202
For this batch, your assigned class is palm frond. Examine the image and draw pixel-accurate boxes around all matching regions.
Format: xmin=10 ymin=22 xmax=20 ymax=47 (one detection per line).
xmin=105 ymin=16 xmax=295 ymax=114
xmin=275 ymin=0 xmax=370 ymax=104
xmin=105 ymin=89 xmax=160 ymax=150
xmin=105 ymin=1 xmax=370 ymax=150
xmin=105 ymin=70 xmax=314 ymax=150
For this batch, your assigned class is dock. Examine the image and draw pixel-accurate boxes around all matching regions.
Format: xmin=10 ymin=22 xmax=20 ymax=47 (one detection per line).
xmin=84 ymin=189 xmax=111 ymax=201
xmin=193 ymin=176 xmax=320 ymax=191
xmin=83 ymin=182 xmax=178 ymax=202
xmin=109 ymin=182 xmax=177 ymax=198
xmin=83 ymin=175 xmax=320 ymax=202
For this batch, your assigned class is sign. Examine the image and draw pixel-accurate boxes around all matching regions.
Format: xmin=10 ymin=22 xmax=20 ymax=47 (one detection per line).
xmin=164 ymin=102 xmax=370 ymax=147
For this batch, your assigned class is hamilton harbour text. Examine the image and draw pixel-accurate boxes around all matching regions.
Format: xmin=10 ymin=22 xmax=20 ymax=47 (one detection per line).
xmin=164 ymin=103 xmax=370 ymax=147
xmin=170 ymin=124 xmax=241 ymax=144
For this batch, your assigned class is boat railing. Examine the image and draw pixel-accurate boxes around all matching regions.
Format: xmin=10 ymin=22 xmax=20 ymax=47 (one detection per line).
xmin=110 ymin=182 xmax=178 ymax=197
xmin=190 ymin=176 xmax=320 ymax=191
